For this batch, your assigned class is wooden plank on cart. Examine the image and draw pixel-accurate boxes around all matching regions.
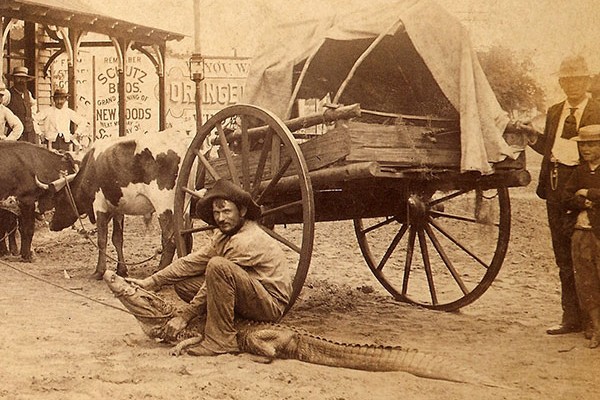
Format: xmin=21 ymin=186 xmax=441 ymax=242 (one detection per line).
xmin=209 ymin=126 xmax=351 ymax=182
xmin=341 ymin=121 xmax=462 ymax=167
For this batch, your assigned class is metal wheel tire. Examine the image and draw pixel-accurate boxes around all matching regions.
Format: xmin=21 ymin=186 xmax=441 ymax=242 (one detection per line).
xmin=354 ymin=187 xmax=510 ymax=311
xmin=173 ymin=104 xmax=315 ymax=312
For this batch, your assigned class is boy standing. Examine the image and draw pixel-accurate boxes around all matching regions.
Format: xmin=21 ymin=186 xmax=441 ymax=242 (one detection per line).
xmin=563 ymin=124 xmax=600 ymax=348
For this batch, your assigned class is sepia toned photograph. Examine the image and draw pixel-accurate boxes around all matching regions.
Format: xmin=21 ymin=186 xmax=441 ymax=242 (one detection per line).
xmin=1 ymin=1 xmax=599 ymax=399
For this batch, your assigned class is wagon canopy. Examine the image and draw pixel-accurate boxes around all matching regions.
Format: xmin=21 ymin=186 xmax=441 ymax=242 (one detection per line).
xmin=243 ymin=0 xmax=519 ymax=174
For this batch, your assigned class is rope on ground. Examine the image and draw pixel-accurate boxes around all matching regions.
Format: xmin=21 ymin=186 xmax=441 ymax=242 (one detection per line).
xmin=0 ymin=258 xmax=130 ymax=315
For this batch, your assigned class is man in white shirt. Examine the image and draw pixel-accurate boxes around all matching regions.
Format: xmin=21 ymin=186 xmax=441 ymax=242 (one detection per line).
xmin=37 ymin=88 xmax=89 ymax=151
xmin=530 ymin=55 xmax=600 ymax=336
xmin=0 ymin=81 xmax=24 ymax=141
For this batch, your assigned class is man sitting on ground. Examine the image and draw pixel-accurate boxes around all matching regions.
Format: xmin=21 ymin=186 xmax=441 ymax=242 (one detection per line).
xmin=127 ymin=179 xmax=291 ymax=356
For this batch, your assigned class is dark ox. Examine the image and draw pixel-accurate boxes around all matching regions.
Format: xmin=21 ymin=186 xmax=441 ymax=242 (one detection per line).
xmin=38 ymin=129 xmax=192 ymax=280
xmin=0 ymin=142 xmax=78 ymax=261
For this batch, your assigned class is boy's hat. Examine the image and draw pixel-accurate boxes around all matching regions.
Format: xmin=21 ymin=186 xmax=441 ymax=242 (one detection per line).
xmin=572 ymin=124 xmax=600 ymax=142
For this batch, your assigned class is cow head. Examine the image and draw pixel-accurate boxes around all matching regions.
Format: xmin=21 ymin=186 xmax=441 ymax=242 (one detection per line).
xmin=32 ymin=151 xmax=80 ymax=215
xmin=35 ymin=154 xmax=95 ymax=231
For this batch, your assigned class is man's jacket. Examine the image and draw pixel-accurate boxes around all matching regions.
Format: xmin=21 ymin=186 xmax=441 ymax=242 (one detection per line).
xmin=530 ymin=99 xmax=600 ymax=200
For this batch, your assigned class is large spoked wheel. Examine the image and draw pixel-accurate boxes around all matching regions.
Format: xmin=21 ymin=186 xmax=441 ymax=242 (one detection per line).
xmin=173 ymin=104 xmax=315 ymax=312
xmin=354 ymin=186 xmax=510 ymax=311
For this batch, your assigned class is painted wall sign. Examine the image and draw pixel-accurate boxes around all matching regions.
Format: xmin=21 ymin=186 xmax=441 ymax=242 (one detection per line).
xmin=165 ymin=56 xmax=251 ymax=128
xmin=50 ymin=52 xmax=250 ymax=140
xmin=52 ymin=49 xmax=159 ymax=140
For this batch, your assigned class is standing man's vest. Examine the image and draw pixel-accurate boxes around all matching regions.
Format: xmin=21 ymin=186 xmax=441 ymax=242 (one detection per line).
xmin=7 ymin=87 xmax=36 ymax=144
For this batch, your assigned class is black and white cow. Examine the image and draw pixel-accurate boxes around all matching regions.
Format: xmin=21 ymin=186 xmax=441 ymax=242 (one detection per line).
xmin=0 ymin=141 xmax=78 ymax=261
xmin=37 ymin=128 xmax=193 ymax=279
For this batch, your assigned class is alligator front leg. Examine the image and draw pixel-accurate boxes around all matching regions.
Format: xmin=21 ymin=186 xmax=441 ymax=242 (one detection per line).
xmin=170 ymin=336 xmax=204 ymax=356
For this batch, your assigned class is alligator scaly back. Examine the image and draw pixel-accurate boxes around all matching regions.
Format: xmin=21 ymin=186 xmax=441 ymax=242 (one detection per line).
xmin=235 ymin=320 xmax=502 ymax=387
xmin=104 ymin=271 xmax=505 ymax=387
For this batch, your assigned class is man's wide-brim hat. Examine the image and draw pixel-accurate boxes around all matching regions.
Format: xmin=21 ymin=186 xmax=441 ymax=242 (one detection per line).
xmin=10 ymin=66 xmax=34 ymax=80
xmin=195 ymin=179 xmax=261 ymax=225
xmin=53 ymin=88 xmax=69 ymax=98
xmin=572 ymin=124 xmax=600 ymax=142
xmin=557 ymin=55 xmax=590 ymax=78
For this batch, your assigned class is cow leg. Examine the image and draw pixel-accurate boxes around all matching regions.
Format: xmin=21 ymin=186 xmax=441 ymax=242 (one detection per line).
xmin=0 ymin=214 xmax=7 ymax=256
xmin=0 ymin=211 xmax=19 ymax=256
xmin=18 ymin=203 xmax=36 ymax=262
xmin=92 ymin=211 xmax=111 ymax=280
xmin=9 ymin=223 xmax=19 ymax=256
xmin=112 ymin=215 xmax=127 ymax=277
xmin=0 ymin=226 xmax=7 ymax=256
xmin=157 ymin=210 xmax=176 ymax=270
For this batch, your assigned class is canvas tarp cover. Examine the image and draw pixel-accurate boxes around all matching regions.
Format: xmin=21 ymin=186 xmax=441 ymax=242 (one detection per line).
xmin=243 ymin=0 xmax=521 ymax=174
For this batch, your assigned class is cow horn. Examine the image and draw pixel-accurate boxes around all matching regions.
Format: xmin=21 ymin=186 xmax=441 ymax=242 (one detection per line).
xmin=35 ymin=175 xmax=50 ymax=190
xmin=35 ymin=172 xmax=77 ymax=192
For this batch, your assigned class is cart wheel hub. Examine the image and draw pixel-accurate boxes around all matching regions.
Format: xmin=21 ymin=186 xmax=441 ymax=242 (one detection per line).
xmin=407 ymin=194 xmax=428 ymax=223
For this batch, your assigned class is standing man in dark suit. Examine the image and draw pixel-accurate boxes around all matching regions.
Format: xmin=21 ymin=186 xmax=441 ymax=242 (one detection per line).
xmin=530 ymin=55 xmax=600 ymax=335
xmin=7 ymin=66 xmax=39 ymax=145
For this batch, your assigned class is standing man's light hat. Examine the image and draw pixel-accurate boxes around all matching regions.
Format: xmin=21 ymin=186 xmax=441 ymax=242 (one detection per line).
xmin=10 ymin=66 xmax=35 ymax=80
xmin=558 ymin=55 xmax=590 ymax=78
xmin=53 ymin=88 xmax=69 ymax=98
xmin=572 ymin=125 xmax=600 ymax=142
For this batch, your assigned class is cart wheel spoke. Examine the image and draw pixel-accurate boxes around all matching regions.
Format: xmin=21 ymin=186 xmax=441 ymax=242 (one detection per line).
xmin=258 ymin=225 xmax=301 ymax=254
xmin=424 ymin=223 xmax=468 ymax=295
xmin=354 ymin=187 xmax=510 ymax=311
xmin=417 ymin=228 xmax=437 ymax=305
xmin=401 ymin=227 xmax=417 ymax=296
xmin=377 ymin=224 xmax=408 ymax=271
xmin=252 ymin=131 xmax=273 ymax=196
xmin=256 ymin=157 xmax=292 ymax=204
xmin=240 ymin=115 xmax=251 ymax=191
xmin=194 ymin=149 xmax=221 ymax=181
xmin=359 ymin=216 xmax=398 ymax=235
xmin=428 ymin=189 xmax=470 ymax=207
xmin=429 ymin=217 xmax=491 ymax=268
xmin=216 ymin=121 xmax=240 ymax=186
xmin=174 ymin=104 xmax=314 ymax=315
xmin=261 ymin=199 xmax=303 ymax=219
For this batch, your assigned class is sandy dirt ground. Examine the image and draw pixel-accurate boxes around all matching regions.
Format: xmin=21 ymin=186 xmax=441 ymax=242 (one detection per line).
xmin=1 ymin=151 xmax=600 ymax=400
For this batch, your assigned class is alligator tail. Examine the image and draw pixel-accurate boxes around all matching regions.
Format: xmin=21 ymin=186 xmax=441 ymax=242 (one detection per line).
xmin=289 ymin=334 xmax=504 ymax=387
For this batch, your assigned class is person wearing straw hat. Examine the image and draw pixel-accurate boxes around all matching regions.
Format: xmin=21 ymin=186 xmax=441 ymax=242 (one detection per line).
xmin=562 ymin=124 xmax=600 ymax=348
xmin=0 ymin=81 xmax=23 ymax=141
xmin=36 ymin=88 xmax=89 ymax=151
xmin=529 ymin=55 xmax=600 ymax=336
xmin=126 ymin=179 xmax=292 ymax=356
xmin=6 ymin=66 xmax=39 ymax=145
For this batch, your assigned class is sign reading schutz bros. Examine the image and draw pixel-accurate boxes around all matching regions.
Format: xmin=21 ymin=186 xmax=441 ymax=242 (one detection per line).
xmin=165 ymin=56 xmax=250 ymax=128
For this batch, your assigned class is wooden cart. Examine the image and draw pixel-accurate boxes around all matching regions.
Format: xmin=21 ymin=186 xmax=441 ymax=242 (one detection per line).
xmin=172 ymin=103 xmax=532 ymax=312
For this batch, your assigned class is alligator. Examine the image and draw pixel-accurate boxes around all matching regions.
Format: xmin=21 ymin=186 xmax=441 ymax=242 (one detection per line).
xmin=104 ymin=270 xmax=505 ymax=387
